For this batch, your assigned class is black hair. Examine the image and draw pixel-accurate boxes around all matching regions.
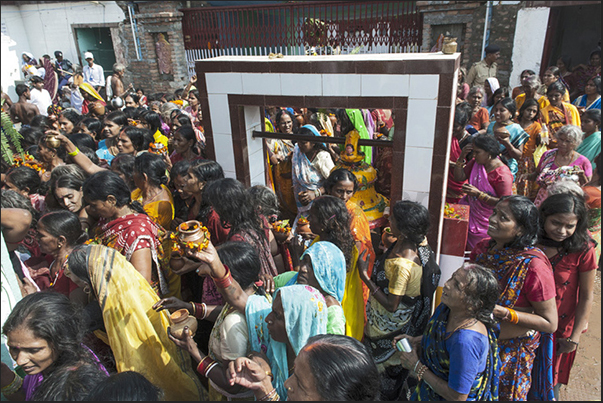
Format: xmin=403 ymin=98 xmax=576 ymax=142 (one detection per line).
xmin=134 ymin=152 xmax=168 ymax=187
xmin=520 ymin=69 xmax=536 ymax=77
xmin=545 ymin=65 xmax=561 ymax=78
xmin=174 ymin=125 xmax=201 ymax=155
xmin=79 ymin=117 xmax=104 ymax=138
xmin=83 ymin=170 xmax=145 ymax=213
xmin=60 ymin=109 xmax=83 ymax=127
xmin=16 ymin=83 xmax=29 ymax=97
xmin=392 ymin=200 xmax=431 ymax=245
xmin=125 ymin=93 xmax=140 ymax=104
xmin=547 ymin=80 xmax=567 ymax=96
xmin=19 ymin=126 xmax=45 ymax=148
xmin=188 ymin=159 xmax=224 ymax=185
xmin=248 ymin=185 xmax=280 ymax=220
xmin=103 ymin=110 xmax=128 ymax=128
xmin=174 ymin=88 xmax=184 ymax=97
xmin=589 ymin=75 xmax=601 ymax=95
xmin=2 ymin=292 xmax=93 ymax=374
xmin=301 ymin=334 xmax=380 ymax=401
xmin=518 ymin=97 xmax=540 ymax=122
xmin=140 ymin=110 xmax=165 ymax=136
xmin=110 ymin=154 xmax=137 ymax=191
xmin=39 ymin=135 xmax=68 ymax=162
xmin=171 ymin=159 xmax=191 ymax=180
xmin=324 ymin=168 xmax=359 ymax=194
xmin=69 ymin=132 xmax=97 ymax=151
xmin=6 ymin=165 xmax=41 ymax=194
xmin=204 ymin=178 xmax=265 ymax=241
xmin=122 ymin=106 xmax=141 ymax=120
xmin=174 ymin=114 xmax=194 ymax=128
xmin=38 ymin=210 xmax=87 ymax=246
xmin=336 ymin=109 xmax=355 ymax=136
xmin=122 ymin=126 xmax=150 ymax=152
xmin=557 ymin=55 xmax=572 ymax=70
xmin=79 ymin=146 xmax=100 ymax=166
xmin=216 ymin=241 xmax=261 ymax=289
xmin=493 ymin=97 xmax=517 ymax=117
xmin=85 ymin=371 xmax=164 ymax=401
xmin=454 ymin=102 xmax=471 ymax=127
xmin=539 ymin=193 xmax=591 ymax=254
xmin=297 ymin=126 xmax=328 ymax=152
xmin=309 ymin=196 xmax=355 ymax=271
xmin=472 ymin=134 xmax=501 ymax=157
xmin=583 ymin=108 xmax=601 ymax=128
xmin=495 ymin=195 xmax=540 ymax=249
xmin=30 ymin=115 xmax=51 ymax=130
xmin=275 ymin=109 xmax=298 ymax=133
xmin=458 ymin=263 xmax=500 ymax=327
xmin=65 ymin=244 xmax=90 ymax=285
xmin=491 ymin=86 xmax=509 ymax=100
xmin=188 ymin=89 xmax=200 ymax=102
xmin=32 ymin=362 xmax=108 ymax=401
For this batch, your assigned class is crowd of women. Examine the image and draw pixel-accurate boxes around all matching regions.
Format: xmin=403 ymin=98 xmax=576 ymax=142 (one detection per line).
xmin=0 ymin=48 xmax=600 ymax=401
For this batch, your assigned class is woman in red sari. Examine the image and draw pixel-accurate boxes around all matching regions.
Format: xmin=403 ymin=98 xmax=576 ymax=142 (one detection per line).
xmin=82 ymin=170 xmax=180 ymax=299
xmin=536 ymin=193 xmax=597 ymax=400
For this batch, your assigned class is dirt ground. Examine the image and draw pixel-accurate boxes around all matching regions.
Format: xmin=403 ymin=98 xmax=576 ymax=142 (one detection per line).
xmin=559 ymin=270 xmax=601 ymax=401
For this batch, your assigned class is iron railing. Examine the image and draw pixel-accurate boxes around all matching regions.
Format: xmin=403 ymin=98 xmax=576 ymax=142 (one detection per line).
xmin=181 ymin=1 xmax=422 ymax=76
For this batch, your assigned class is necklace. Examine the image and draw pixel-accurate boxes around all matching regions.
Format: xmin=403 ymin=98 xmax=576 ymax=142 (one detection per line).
xmin=444 ymin=318 xmax=478 ymax=340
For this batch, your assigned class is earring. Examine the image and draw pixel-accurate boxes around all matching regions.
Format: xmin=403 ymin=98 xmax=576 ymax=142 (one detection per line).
xmin=82 ymin=285 xmax=91 ymax=295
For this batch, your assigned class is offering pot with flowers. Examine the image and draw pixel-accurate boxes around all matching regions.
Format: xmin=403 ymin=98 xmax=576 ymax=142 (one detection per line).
xmin=169 ymin=220 xmax=210 ymax=255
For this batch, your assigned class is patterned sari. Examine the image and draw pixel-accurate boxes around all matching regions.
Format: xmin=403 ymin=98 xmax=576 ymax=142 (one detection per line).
xmin=584 ymin=185 xmax=601 ymax=262
xmin=363 ymin=240 xmax=440 ymax=401
xmin=413 ymin=304 xmax=500 ymax=401
xmin=473 ymin=246 xmax=555 ymax=401
xmin=516 ymin=121 xmax=542 ymax=199
xmin=87 ymin=213 xmax=180 ymax=298
xmin=486 ymin=122 xmax=530 ymax=178
xmin=540 ymin=102 xmax=581 ymax=148
xmin=462 ymin=162 xmax=498 ymax=250
xmin=246 ymin=285 xmax=327 ymax=400
xmin=84 ymin=245 xmax=205 ymax=401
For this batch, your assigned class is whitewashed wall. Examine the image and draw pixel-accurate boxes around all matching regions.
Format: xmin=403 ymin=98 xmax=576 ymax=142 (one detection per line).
xmin=509 ymin=7 xmax=550 ymax=90
xmin=1 ymin=2 xmax=125 ymax=99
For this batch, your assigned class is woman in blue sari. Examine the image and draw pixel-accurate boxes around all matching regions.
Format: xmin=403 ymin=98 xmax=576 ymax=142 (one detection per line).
xmin=396 ymin=264 xmax=501 ymax=401
xmin=178 ymin=241 xmax=329 ymax=400
xmin=291 ymin=124 xmax=334 ymax=232
xmin=486 ymin=97 xmax=530 ymax=179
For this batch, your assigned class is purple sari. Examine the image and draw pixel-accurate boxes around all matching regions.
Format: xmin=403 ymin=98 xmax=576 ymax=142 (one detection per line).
xmin=460 ymin=162 xmax=496 ymax=250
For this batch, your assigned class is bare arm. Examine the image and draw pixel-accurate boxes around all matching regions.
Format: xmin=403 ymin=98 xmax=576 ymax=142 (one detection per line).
xmin=129 ymin=248 xmax=154 ymax=285
xmin=562 ymin=269 xmax=596 ymax=353
xmin=1 ymin=208 xmax=32 ymax=245
xmin=357 ymin=249 xmax=403 ymax=312
xmin=494 ymin=297 xmax=558 ymax=338
xmin=51 ymin=131 xmax=105 ymax=175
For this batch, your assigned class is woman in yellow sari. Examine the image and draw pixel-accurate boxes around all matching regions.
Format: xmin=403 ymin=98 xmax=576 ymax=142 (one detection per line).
xmin=65 ymin=244 xmax=206 ymax=401
xmin=540 ymin=81 xmax=581 ymax=149
xmin=131 ymin=152 xmax=174 ymax=230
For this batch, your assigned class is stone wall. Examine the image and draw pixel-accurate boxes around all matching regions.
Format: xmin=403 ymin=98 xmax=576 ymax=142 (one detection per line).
xmin=417 ymin=1 xmax=525 ymax=89
xmin=115 ymin=1 xmax=190 ymax=96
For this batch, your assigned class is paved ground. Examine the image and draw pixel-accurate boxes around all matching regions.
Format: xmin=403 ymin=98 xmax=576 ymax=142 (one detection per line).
xmin=559 ymin=270 xmax=601 ymax=401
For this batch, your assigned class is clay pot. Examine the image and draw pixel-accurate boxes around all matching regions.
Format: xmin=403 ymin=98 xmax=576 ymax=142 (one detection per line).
xmin=177 ymin=220 xmax=206 ymax=245
xmin=381 ymin=227 xmax=397 ymax=249
xmin=45 ymin=134 xmax=61 ymax=149
xmin=297 ymin=219 xmax=311 ymax=234
xmin=169 ymin=308 xmax=198 ymax=338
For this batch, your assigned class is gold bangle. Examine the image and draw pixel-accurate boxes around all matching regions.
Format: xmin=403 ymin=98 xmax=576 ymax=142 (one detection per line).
xmin=507 ymin=308 xmax=519 ymax=324
xmin=190 ymin=302 xmax=196 ymax=317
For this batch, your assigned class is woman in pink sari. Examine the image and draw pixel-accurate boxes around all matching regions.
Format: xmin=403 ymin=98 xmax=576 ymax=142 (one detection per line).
xmin=453 ymin=134 xmax=514 ymax=250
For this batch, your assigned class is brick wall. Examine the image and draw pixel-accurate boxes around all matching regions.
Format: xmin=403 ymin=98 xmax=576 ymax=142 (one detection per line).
xmin=115 ymin=1 xmax=189 ymax=96
xmin=417 ymin=1 xmax=524 ymax=89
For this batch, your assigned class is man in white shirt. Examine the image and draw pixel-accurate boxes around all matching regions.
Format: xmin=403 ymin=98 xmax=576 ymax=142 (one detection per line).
xmin=82 ymin=52 xmax=105 ymax=92
xmin=28 ymin=76 xmax=52 ymax=116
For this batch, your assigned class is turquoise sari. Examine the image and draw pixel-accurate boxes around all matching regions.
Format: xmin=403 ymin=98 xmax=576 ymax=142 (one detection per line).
xmin=413 ymin=304 xmax=500 ymax=401
xmin=576 ymin=131 xmax=601 ymax=169
xmin=486 ymin=122 xmax=529 ymax=178
xmin=245 ymin=285 xmax=328 ymax=399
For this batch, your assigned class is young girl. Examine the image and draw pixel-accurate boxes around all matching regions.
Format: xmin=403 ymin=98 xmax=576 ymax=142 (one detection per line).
xmin=515 ymin=98 xmax=543 ymax=199
xmin=537 ymin=193 xmax=597 ymax=400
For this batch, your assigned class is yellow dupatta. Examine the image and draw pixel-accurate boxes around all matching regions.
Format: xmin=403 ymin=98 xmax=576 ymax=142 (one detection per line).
xmin=87 ymin=245 xmax=205 ymax=401
xmin=131 ymin=185 xmax=175 ymax=230
xmin=310 ymin=236 xmax=364 ymax=340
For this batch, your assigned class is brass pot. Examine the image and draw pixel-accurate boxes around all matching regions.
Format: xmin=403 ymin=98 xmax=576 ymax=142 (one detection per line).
xmin=442 ymin=37 xmax=458 ymax=54
xmin=45 ymin=135 xmax=61 ymax=149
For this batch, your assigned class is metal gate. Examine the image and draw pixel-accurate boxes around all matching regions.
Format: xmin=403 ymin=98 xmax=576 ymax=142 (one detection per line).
xmin=181 ymin=1 xmax=423 ymax=77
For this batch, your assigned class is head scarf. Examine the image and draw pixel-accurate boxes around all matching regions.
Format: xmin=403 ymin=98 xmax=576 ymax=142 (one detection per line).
xmin=300 ymin=241 xmax=346 ymax=302
xmin=301 ymin=124 xmax=325 ymax=148
xmin=79 ymin=82 xmax=104 ymax=101
xmin=245 ymin=284 xmax=327 ymax=399
xmin=21 ymin=52 xmax=37 ymax=66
